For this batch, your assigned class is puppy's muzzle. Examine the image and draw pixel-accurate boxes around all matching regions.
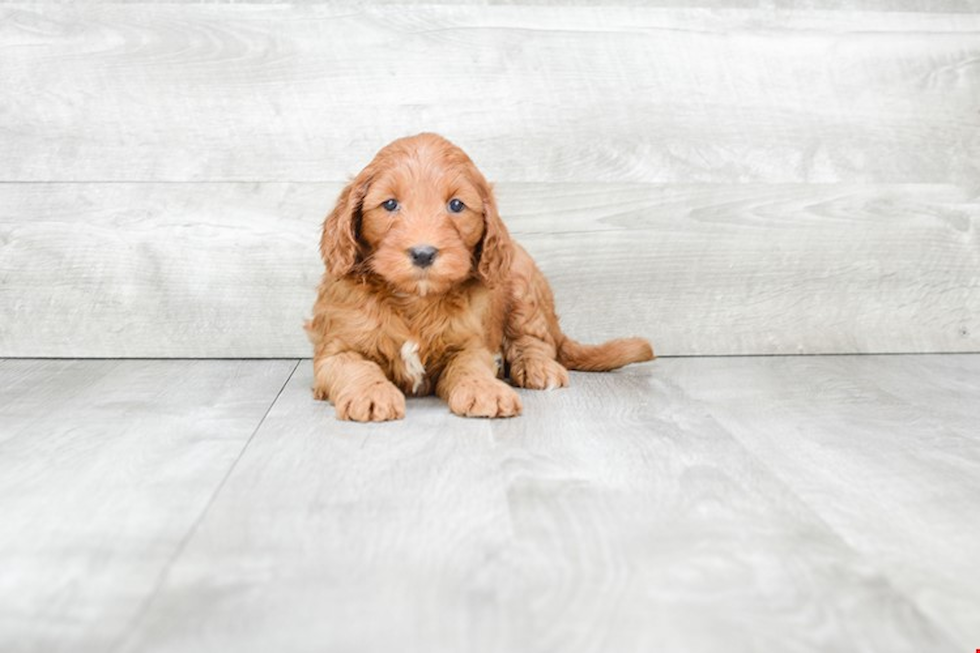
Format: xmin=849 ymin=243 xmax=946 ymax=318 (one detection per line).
xmin=408 ymin=245 xmax=438 ymax=269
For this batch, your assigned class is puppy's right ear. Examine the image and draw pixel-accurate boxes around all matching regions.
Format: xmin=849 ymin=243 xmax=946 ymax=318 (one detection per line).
xmin=320 ymin=175 xmax=369 ymax=277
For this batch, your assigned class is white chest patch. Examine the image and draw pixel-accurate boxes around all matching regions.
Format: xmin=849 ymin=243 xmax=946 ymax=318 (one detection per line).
xmin=401 ymin=340 xmax=426 ymax=394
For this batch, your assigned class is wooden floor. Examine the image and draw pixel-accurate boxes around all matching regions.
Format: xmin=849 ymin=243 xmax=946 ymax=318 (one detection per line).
xmin=1 ymin=355 xmax=978 ymax=653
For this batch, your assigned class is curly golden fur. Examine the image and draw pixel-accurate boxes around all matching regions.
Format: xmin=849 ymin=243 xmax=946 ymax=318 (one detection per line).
xmin=306 ymin=133 xmax=654 ymax=421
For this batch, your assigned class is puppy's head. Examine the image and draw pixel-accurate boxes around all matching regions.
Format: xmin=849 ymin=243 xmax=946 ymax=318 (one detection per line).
xmin=320 ymin=133 xmax=512 ymax=295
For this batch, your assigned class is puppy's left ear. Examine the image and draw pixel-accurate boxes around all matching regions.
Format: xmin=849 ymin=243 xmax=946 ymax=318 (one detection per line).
xmin=477 ymin=183 xmax=513 ymax=288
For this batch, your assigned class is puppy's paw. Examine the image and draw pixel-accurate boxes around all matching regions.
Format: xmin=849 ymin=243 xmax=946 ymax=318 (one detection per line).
xmin=510 ymin=356 xmax=569 ymax=390
xmin=335 ymin=381 xmax=406 ymax=422
xmin=447 ymin=378 xmax=522 ymax=418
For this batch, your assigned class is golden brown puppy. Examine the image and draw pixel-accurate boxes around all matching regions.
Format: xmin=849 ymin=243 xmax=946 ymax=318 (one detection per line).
xmin=306 ymin=133 xmax=653 ymax=421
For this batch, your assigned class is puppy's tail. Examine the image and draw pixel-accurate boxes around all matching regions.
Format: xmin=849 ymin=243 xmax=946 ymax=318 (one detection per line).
xmin=557 ymin=335 xmax=655 ymax=372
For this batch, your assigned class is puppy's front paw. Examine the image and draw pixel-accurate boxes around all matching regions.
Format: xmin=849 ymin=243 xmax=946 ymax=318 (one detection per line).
xmin=335 ymin=381 xmax=406 ymax=422
xmin=447 ymin=378 xmax=522 ymax=418
xmin=510 ymin=356 xmax=569 ymax=390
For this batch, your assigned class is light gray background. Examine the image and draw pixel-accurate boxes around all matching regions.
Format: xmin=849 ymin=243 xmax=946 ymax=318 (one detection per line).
xmin=2 ymin=1 xmax=977 ymax=357
xmin=3 ymin=4 xmax=980 ymax=653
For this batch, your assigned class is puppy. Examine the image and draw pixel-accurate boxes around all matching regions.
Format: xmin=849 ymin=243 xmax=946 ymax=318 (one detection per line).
xmin=306 ymin=133 xmax=654 ymax=421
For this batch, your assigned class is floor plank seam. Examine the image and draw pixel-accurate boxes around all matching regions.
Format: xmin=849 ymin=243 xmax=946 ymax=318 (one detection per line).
xmin=3 ymin=353 xmax=978 ymax=362
xmin=662 ymin=351 xmax=980 ymax=358
xmin=105 ymin=358 xmax=302 ymax=653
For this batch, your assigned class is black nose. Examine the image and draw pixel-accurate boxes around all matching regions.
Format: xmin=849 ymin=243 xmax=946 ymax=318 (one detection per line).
xmin=408 ymin=245 xmax=438 ymax=268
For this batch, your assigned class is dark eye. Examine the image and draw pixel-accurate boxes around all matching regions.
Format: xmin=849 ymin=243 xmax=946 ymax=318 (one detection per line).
xmin=448 ymin=198 xmax=465 ymax=214
xmin=382 ymin=199 xmax=398 ymax=212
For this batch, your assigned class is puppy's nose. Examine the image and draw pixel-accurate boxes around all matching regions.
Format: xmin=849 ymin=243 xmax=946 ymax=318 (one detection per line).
xmin=408 ymin=245 xmax=438 ymax=268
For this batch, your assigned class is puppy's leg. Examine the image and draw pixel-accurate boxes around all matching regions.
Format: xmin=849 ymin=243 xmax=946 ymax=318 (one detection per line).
xmin=437 ymin=347 xmax=522 ymax=418
xmin=505 ymin=251 xmax=569 ymax=390
xmin=506 ymin=247 xmax=652 ymax=377
xmin=506 ymin=335 xmax=569 ymax=390
xmin=314 ymin=352 xmax=406 ymax=422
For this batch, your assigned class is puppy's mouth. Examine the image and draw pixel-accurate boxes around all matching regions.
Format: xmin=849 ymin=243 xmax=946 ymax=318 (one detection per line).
xmin=408 ymin=267 xmax=460 ymax=297
xmin=410 ymin=269 xmax=437 ymax=296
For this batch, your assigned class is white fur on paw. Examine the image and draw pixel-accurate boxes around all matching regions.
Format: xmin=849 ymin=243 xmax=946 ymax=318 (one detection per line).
xmin=401 ymin=340 xmax=426 ymax=394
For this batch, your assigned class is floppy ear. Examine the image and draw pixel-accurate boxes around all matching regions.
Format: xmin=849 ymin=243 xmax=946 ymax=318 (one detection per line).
xmin=320 ymin=175 xmax=369 ymax=278
xmin=477 ymin=184 xmax=513 ymax=288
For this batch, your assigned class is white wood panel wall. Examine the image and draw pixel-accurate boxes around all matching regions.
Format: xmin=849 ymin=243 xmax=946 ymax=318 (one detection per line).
xmin=1 ymin=3 xmax=978 ymax=356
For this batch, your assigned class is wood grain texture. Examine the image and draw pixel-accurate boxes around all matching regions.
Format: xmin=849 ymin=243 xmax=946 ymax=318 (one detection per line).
xmin=2 ymin=355 xmax=978 ymax=651
xmin=5 ymin=0 xmax=980 ymax=7
xmin=8 ymin=1 xmax=979 ymax=8
xmin=1 ymin=5 xmax=977 ymax=184
xmin=0 ymin=359 xmax=297 ymax=653
xmin=1 ymin=182 xmax=977 ymax=357
xmin=114 ymin=360 xmax=962 ymax=653
xmin=115 ymin=363 xmax=516 ymax=653
xmin=667 ymin=354 xmax=980 ymax=648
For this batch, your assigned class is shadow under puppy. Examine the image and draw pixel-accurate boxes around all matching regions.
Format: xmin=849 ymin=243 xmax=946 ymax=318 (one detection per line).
xmin=306 ymin=133 xmax=654 ymax=421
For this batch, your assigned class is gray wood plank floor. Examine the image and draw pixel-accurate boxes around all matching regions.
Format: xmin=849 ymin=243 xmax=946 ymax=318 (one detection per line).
xmin=1 ymin=355 xmax=978 ymax=652
xmin=0 ymin=359 xmax=298 ymax=653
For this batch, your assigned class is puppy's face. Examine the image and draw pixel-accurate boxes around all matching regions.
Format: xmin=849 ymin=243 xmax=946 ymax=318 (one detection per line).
xmin=322 ymin=133 xmax=511 ymax=296
xmin=360 ymin=147 xmax=486 ymax=296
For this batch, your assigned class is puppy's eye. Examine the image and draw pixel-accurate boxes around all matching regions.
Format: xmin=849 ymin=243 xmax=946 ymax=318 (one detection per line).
xmin=448 ymin=198 xmax=465 ymax=214
xmin=382 ymin=199 xmax=399 ymax=212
